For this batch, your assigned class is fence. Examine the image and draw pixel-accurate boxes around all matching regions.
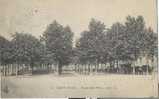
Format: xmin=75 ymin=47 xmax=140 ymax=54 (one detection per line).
xmin=0 ymin=64 xmax=57 ymax=76
xmin=0 ymin=63 xmax=153 ymax=76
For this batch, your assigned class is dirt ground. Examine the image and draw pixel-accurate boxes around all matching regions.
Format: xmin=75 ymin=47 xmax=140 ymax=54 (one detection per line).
xmin=1 ymin=73 xmax=158 ymax=98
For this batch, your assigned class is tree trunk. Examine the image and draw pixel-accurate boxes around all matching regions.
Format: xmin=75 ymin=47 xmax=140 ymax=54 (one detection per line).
xmin=30 ymin=62 xmax=34 ymax=75
xmin=116 ymin=60 xmax=119 ymax=73
xmin=132 ymin=61 xmax=135 ymax=74
xmin=88 ymin=63 xmax=90 ymax=74
xmin=57 ymin=61 xmax=62 ymax=75
xmin=146 ymin=57 xmax=149 ymax=75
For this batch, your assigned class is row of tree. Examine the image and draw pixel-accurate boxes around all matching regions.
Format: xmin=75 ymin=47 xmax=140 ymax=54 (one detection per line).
xmin=0 ymin=15 xmax=157 ymax=75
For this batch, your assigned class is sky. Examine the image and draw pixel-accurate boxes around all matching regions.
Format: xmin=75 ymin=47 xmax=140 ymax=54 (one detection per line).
xmin=0 ymin=0 xmax=157 ymax=40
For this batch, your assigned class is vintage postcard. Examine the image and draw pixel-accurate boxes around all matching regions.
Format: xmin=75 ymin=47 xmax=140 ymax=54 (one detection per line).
xmin=0 ymin=0 xmax=158 ymax=98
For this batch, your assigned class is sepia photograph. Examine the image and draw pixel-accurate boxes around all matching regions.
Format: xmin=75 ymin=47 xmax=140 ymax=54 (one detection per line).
xmin=0 ymin=0 xmax=158 ymax=98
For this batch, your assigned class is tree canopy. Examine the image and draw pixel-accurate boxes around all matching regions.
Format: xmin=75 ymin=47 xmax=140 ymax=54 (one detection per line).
xmin=75 ymin=16 xmax=157 ymax=68
xmin=0 ymin=15 xmax=157 ymax=75
xmin=42 ymin=20 xmax=74 ymax=74
xmin=11 ymin=32 xmax=44 ymax=65
xmin=0 ymin=36 xmax=12 ymax=65
xmin=76 ymin=19 xmax=106 ymax=64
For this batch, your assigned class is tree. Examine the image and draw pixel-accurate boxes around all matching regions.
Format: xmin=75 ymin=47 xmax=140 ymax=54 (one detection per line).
xmin=76 ymin=19 xmax=106 ymax=72
xmin=11 ymin=32 xmax=44 ymax=71
xmin=125 ymin=16 xmax=146 ymax=68
xmin=106 ymin=22 xmax=127 ymax=68
xmin=140 ymin=27 xmax=157 ymax=74
xmin=143 ymin=27 xmax=157 ymax=63
xmin=42 ymin=21 xmax=73 ymax=75
xmin=122 ymin=15 xmax=158 ymax=74
xmin=124 ymin=16 xmax=146 ymax=62
xmin=0 ymin=36 xmax=12 ymax=65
